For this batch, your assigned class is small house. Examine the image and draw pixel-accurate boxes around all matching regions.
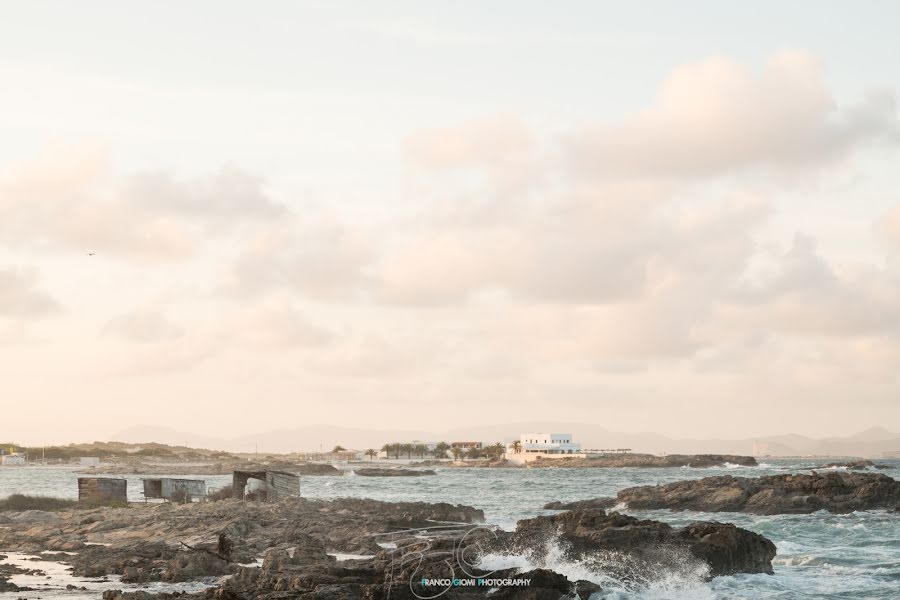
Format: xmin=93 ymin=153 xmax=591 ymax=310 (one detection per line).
xmin=142 ymin=478 xmax=206 ymax=501
xmin=232 ymin=470 xmax=300 ymax=502
xmin=1 ymin=453 xmax=26 ymax=466
xmin=451 ymin=441 xmax=482 ymax=450
xmin=78 ymin=477 xmax=128 ymax=503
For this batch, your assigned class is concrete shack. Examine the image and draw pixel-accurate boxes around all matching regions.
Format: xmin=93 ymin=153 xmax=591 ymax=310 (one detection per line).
xmin=78 ymin=477 xmax=128 ymax=503
xmin=142 ymin=478 xmax=206 ymax=501
xmin=232 ymin=470 xmax=300 ymax=502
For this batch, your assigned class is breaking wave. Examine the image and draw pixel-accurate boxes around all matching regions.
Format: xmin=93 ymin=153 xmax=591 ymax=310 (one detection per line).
xmin=478 ymin=536 xmax=711 ymax=598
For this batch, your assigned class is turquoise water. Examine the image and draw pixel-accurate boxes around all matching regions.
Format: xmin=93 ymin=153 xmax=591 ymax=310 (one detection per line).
xmin=2 ymin=459 xmax=899 ymax=599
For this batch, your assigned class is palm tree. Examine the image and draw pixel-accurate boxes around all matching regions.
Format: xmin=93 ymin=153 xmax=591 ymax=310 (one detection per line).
xmin=365 ymin=449 xmax=377 ymax=460
xmin=486 ymin=442 xmax=504 ymax=459
xmin=511 ymin=440 xmax=522 ymax=454
xmin=451 ymin=447 xmax=463 ymax=461
xmin=433 ymin=442 xmax=450 ymax=459
xmin=402 ymin=444 xmax=413 ymax=459
xmin=380 ymin=444 xmax=391 ymax=459
xmin=414 ymin=444 xmax=427 ymax=458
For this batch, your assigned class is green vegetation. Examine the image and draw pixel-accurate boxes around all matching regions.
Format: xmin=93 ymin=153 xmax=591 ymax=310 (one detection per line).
xmin=433 ymin=442 xmax=451 ymax=458
xmin=0 ymin=494 xmax=78 ymax=511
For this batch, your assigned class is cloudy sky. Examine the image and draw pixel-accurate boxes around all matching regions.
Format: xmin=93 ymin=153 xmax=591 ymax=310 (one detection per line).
xmin=2 ymin=2 xmax=900 ymax=445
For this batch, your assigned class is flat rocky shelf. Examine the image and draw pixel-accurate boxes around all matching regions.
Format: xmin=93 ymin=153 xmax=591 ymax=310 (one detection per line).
xmin=617 ymin=471 xmax=900 ymax=514
xmin=0 ymin=495 xmax=776 ymax=599
xmin=533 ymin=453 xmax=758 ymax=468
xmin=353 ymin=468 xmax=436 ymax=477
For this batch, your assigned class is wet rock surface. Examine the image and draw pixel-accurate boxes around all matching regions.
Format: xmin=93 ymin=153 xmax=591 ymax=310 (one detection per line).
xmin=0 ymin=496 xmax=777 ymax=599
xmin=542 ymin=498 xmax=617 ymax=511
xmin=353 ymin=468 xmax=437 ymax=477
xmin=618 ymin=471 xmax=900 ymax=514
xmin=0 ymin=553 xmax=43 ymax=592
xmin=821 ymin=459 xmax=889 ymax=470
xmin=83 ymin=460 xmax=345 ymax=476
xmin=495 ymin=509 xmax=776 ymax=578
xmin=538 ymin=454 xmax=758 ymax=468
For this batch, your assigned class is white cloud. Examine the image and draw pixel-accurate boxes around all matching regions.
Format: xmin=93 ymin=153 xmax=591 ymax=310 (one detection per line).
xmin=103 ymin=308 xmax=186 ymax=343
xmin=0 ymin=148 xmax=285 ymax=263
xmin=222 ymin=218 xmax=372 ymax=300
xmin=0 ymin=267 xmax=59 ymax=318
xmin=879 ymin=203 xmax=900 ymax=246
xmin=568 ymin=51 xmax=898 ymax=179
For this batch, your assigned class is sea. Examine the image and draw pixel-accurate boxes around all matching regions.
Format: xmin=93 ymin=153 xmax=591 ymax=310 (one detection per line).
xmin=1 ymin=458 xmax=899 ymax=599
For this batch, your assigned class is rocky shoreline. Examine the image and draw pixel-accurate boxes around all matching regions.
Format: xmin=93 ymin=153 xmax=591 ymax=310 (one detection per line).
xmin=78 ymin=461 xmax=345 ymax=476
xmin=352 ymin=468 xmax=436 ymax=477
xmin=0 ymin=495 xmax=777 ymax=599
xmin=76 ymin=453 xmax=761 ymax=477
xmin=821 ymin=459 xmax=890 ymax=470
xmin=529 ymin=454 xmax=758 ymax=468
xmin=617 ymin=471 xmax=900 ymax=514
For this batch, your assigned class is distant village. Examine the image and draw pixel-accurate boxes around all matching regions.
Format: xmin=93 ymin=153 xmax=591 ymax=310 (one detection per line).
xmin=1 ymin=432 xmax=634 ymax=468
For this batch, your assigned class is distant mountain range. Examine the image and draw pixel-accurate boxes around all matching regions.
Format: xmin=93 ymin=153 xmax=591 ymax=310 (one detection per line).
xmin=108 ymin=423 xmax=900 ymax=458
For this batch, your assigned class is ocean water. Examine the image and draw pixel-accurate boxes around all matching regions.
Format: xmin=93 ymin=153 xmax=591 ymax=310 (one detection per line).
xmin=2 ymin=458 xmax=899 ymax=599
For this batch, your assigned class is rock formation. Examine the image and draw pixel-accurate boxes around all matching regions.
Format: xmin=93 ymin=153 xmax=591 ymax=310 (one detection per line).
xmin=497 ymin=509 xmax=776 ymax=578
xmin=538 ymin=454 xmax=758 ymax=468
xmin=618 ymin=471 xmax=900 ymax=514
xmin=821 ymin=460 xmax=888 ymax=470
xmin=0 ymin=496 xmax=777 ymax=599
xmin=542 ymin=498 xmax=617 ymax=510
xmin=353 ymin=468 xmax=437 ymax=477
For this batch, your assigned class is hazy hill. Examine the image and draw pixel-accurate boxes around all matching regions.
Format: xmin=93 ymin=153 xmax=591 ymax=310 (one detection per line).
xmin=108 ymin=423 xmax=900 ymax=458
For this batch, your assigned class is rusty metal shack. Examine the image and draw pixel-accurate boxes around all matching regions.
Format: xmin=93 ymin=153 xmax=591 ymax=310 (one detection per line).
xmin=78 ymin=477 xmax=128 ymax=503
xmin=142 ymin=478 xmax=207 ymax=501
xmin=232 ymin=470 xmax=300 ymax=501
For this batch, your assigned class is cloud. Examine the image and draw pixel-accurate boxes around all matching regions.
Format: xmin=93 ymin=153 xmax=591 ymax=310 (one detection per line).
xmin=106 ymin=336 xmax=218 ymax=377
xmin=879 ymin=203 xmax=900 ymax=246
xmin=103 ymin=308 xmax=186 ymax=343
xmin=227 ymin=300 xmax=333 ymax=349
xmin=0 ymin=148 xmax=285 ymax=262
xmin=375 ymin=192 xmax=768 ymax=308
xmin=724 ymin=234 xmax=900 ymax=338
xmin=123 ymin=165 xmax=285 ymax=225
xmin=407 ymin=117 xmax=533 ymax=171
xmin=0 ymin=267 xmax=60 ymax=318
xmin=568 ymin=51 xmax=898 ymax=179
xmin=0 ymin=147 xmax=193 ymax=261
xmin=222 ymin=218 xmax=372 ymax=300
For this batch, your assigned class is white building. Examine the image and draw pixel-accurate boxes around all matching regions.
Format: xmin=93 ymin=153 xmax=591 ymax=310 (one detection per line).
xmin=1 ymin=453 xmax=26 ymax=466
xmin=505 ymin=433 xmax=585 ymax=464
xmin=80 ymin=456 xmax=101 ymax=467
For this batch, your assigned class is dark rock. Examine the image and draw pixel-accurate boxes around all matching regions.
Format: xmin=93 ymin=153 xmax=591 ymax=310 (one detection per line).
xmin=535 ymin=454 xmax=758 ymax=468
xmin=353 ymin=468 xmax=437 ymax=477
xmin=574 ymin=579 xmax=602 ymax=600
xmin=492 ymin=568 xmax=572 ymax=599
xmin=543 ymin=498 xmax=616 ymax=510
xmin=292 ymin=463 xmax=343 ymax=476
xmin=163 ymin=550 xmax=233 ymax=581
xmin=671 ymin=521 xmax=776 ymax=576
xmin=497 ymin=508 xmax=775 ymax=577
xmin=618 ymin=472 xmax=900 ymax=514
xmin=822 ymin=460 xmax=889 ymax=470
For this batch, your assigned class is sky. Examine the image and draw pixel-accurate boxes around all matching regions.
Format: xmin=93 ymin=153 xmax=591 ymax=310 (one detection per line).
xmin=2 ymin=2 xmax=900 ymax=446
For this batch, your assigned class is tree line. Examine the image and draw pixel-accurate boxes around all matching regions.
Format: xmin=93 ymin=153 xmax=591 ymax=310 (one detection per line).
xmin=373 ymin=442 xmax=506 ymax=460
